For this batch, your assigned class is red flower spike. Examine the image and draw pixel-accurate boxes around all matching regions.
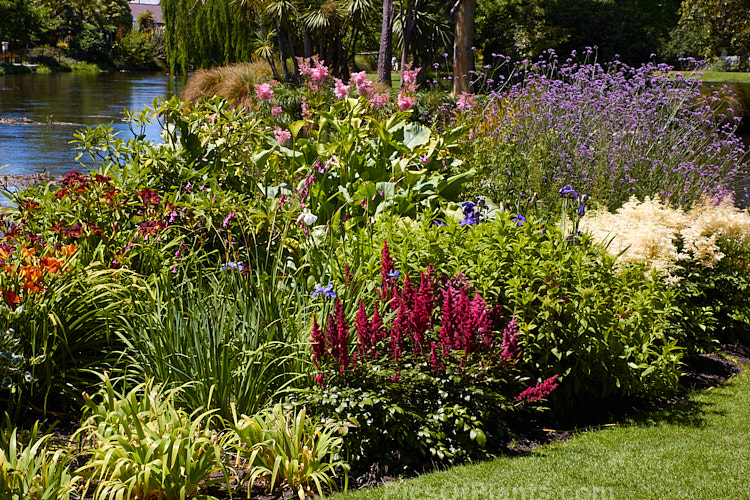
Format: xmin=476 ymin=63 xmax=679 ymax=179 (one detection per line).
xmin=355 ymin=299 xmax=371 ymax=359
xmin=370 ymin=306 xmax=384 ymax=353
xmin=439 ymin=289 xmax=455 ymax=357
xmin=429 ymin=341 xmax=444 ymax=375
xmin=311 ymin=315 xmax=326 ymax=367
xmin=516 ymin=374 xmax=559 ymax=404
xmin=334 ymin=298 xmax=350 ymax=372
xmin=501 ymin=318 xmax=521 ymax=361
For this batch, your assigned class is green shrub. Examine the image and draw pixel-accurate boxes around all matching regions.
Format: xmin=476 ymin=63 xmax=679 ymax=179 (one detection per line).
xmin=114 ymin=30 xmax=159 ymax=70
xmin=0 ymin=418 xmax=79 ymax=499
xmin=332 ymin=214 xmax=685 ymax=407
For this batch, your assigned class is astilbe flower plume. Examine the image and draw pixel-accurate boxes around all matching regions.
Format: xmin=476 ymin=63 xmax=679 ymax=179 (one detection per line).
xmin=515 ymin=374 xmax=559 ymax=404
xmin=500 ymin=318 xmax=521 ymax=360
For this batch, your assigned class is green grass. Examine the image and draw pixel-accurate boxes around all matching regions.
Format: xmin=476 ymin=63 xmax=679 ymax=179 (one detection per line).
xmin=674 ymin=70 xmax=750 ymax=84
xmin=332 ymin=367 xmax=750 ymax=499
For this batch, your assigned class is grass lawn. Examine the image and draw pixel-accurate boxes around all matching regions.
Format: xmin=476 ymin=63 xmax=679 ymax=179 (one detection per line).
xmin=672 ymin=70 xmax=750 ymax=84
xmin=332 ymin=365 xmax=750 ymax=500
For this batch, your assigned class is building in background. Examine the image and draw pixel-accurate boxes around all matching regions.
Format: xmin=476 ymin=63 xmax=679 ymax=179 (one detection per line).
xmin=128 ymin=0 xmax=163 ymax=28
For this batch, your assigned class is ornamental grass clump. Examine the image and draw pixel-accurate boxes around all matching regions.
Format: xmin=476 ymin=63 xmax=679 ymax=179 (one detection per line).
xmin=465 ymin=52 xmax=747 ymax=210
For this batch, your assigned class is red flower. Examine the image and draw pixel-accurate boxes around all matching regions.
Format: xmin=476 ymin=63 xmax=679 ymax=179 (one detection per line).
xmin=516 ymin=375 xmax=559 ymax=404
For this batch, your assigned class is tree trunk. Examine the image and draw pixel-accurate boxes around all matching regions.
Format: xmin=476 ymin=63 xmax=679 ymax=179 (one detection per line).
xmin=303 ymin=28 xmax=313 ymax=58
xmin=400 ymin=0 xmax=418 ymax=82
xmin=377 ymin=0 xmax=395 ymax=87
xmin=452 ymin=0 xmax=475 ymax=96
xmin=276 ymin=23 xmax=290 ymax=81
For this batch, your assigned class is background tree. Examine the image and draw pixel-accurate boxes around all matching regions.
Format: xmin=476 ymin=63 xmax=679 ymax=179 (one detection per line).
xmin=451 ymin=0 xmax=475 ymax=95
xmin=377 ymin=0 xmax=395 ymax=86
xmin=666 ymin=0 xmax=750 ymax=62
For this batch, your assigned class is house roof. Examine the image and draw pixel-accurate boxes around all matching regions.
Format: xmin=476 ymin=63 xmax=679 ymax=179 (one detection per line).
xmin=129 ymin=3 xmax=163 ymax=25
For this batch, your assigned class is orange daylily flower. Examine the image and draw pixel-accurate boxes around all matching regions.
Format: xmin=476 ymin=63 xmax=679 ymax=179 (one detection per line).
xmin=40 ymin=256 xmax=63 ymax=274
xmin=20 ymin=247 xmax=36 ymax=259
xmin=22 ymin=281 xmax=44 ymax=293
xmin=58 ymin=244 xmax=77 ymax=257
xmin=19 ymin=265 xmax=43 ymax=284
xmin=3 ymin=290 xmax=20 ymax=305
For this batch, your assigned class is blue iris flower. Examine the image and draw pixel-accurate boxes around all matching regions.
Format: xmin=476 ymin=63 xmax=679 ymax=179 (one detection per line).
xmin=460 ymin=201 xmax=480 ymax=226
xmin=312 ymin=281 xmax=336 ymax=300
xmin=387 ymin=270 xmax=400 ymax=279
xmin=514 ymin=214 xmax=527 ymax=227
xmin=220 ymin=261 xmax=244 ymax=271
xmin=558 ymin=185 xmax=579 ymax=199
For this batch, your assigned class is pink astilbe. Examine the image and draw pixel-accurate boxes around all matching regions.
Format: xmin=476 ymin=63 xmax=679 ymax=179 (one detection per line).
xmin=454 ymin=288 xmax=476 ymax=354
xmin=515 ymin=375 xmax=559 ymax=404
xmin=311 ymin=315 xmax=326 ymax=367
xmin=370 ymin=306 xmax=385 ymax=354
xmin=255 ymin=83 xmax=274 ymax=101
xmin=439 ymin=288 xmax=456 ymax=356
xmin=271 ymin=106 xmax=282 ymax=117
xmin=334 ymin=78 xmax=350 ymax=99
xmin=369 ymin=92 xmax=390 ymax=108
xmin=429 ymin=341 xmax=445 ymax=375
xmin=411 ymin=271 xmax=434 ymax=351
xmin=350 ymin=71 xmax=373 ymax=97
xmin=470 ymin=293 xmax=493 ymax=350
xmin=334 ymin=298 xmax=350 ymax=371
xmin=500 ymin=318 xmax=521 ymax=360
xmin=390 ymin=306 xmax=407 ymax=363
xmin=355 ymin=299 xmax=372 ymax=359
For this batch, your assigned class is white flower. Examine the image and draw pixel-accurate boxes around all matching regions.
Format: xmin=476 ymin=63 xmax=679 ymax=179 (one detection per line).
xmin=297 ymin=209 xmax=318 ymax=226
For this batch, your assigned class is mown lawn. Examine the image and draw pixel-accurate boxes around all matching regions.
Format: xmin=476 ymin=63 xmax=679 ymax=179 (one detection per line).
xmin=332 ymin=365 xmax=750 ymax=500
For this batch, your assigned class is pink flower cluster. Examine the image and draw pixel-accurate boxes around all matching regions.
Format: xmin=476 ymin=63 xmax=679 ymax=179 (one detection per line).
xmin=255 ymin=83 xmax=274 ymax=102
xmin=311 ymin=242 xmax=530 ymax=379
xmin=297 ymin=56 xmax=329 ymax=91
xmin=515 ymin=375 xmax=560 ymax=404
xmin=273 ymin=126 xmax=291 ymax=146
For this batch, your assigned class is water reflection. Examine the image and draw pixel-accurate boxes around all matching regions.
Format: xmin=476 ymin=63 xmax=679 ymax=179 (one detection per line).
xmin=0 ymin=72 xmax=183 ymax=177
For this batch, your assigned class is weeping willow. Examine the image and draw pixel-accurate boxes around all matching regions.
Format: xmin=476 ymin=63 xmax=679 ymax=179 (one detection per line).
xmin=163 ymin=0 xmax=256 ymax=74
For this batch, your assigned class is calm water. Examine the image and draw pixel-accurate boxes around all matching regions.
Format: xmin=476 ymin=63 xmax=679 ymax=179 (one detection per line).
xmin=0 ymin=72 xmax=183 ymax=177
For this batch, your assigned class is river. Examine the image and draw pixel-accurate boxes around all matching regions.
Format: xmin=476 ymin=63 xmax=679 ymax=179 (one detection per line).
xmin=0 ymin=71 xmax=183 ymax=178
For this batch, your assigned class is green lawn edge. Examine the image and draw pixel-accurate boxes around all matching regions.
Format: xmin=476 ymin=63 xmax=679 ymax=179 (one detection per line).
xmin=331 ymin=366 xmax=750 ymax=500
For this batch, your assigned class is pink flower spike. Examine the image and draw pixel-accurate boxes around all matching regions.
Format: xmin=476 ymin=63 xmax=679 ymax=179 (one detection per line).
xmin=334 ymin=78 xmax=350 ymax=100
xmin=272 ymin=106 xmax=282 ymax=117
xmin=397 ymin=93 xmax=416 ymax=111
xmin=274 ymin=126 xmax=292 ymax=146
xmin=516 ymin=375 xmax=560 ymax=404
xmin=255 ymin=83 xmax=274 ymax=101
